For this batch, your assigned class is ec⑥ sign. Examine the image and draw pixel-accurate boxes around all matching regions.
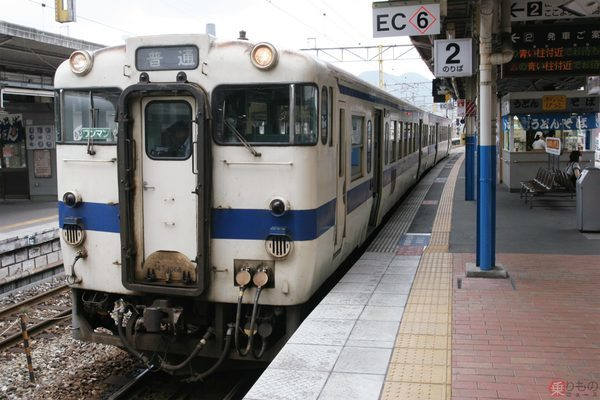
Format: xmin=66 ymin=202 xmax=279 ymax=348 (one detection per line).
xmin=434 ymin=38 xmax=474 ymax=78
xmin=372 ymin=2 xmax=440 ymax=37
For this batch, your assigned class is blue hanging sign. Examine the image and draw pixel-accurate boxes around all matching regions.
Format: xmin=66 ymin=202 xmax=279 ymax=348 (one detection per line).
xmin=517 ymin=113 xmax=598 ymax=131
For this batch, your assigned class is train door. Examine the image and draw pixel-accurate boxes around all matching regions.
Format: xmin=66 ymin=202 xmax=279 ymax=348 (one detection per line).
xmin=140 ymin=96 xmax=197 ymax=263
xmin=118 ymin=85 xmax=208 ymax=296
xmin=368 ymin=110 xmax=382 ymax=228
xmin=334 ymin=107 xmax=346 ymax=256
xmin=416 ymin=120 xmax=423 ymax=178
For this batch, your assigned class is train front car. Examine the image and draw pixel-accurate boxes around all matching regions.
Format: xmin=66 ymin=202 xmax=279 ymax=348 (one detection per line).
xmin=55 ymin=34 xmax=346 ymax=374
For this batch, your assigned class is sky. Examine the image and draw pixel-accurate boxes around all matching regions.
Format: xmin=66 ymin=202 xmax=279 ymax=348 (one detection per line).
xmin=1 ymin=0 xmax=434 ymax=82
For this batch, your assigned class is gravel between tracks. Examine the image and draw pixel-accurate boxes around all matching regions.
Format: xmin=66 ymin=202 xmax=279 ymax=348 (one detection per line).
xmin=0 ymin=279 xmax=139 ymax=400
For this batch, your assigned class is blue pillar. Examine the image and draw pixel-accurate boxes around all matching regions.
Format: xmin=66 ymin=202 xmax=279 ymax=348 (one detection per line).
xmin=465 ymin=135 xmax=476 ymax=201
xmin=477 ymin=145 xmax=495 ymax=270
xmin=476 ymin=142 xmax=480 ymax=266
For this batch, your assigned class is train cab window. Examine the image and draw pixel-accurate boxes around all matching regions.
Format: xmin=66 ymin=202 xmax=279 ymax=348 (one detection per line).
xmin=351 ymin=116 xmax=364 ymax=180
xmin=321 ymin=86 xmax=328 ymax=145
xmin=294 ymin=85 xmax=318 ymax=144
xmin=213 ymin=84 xmax=317 ymax=145
xmin=145 ymin=101 xmax=192 ymax=159
xmin=57 ymin=89 xmax=120 ymax=143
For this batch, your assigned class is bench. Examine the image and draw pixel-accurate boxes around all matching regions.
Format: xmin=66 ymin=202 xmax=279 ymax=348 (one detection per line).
xmin=520 ymin=168 xmax=576 ymax=208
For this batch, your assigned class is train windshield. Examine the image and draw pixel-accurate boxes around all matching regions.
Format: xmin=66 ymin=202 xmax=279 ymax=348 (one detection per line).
xmin=56 ymin=89 xmax=120 ymax=144
xmin=213 ymin=84 xmax=317 ymax=145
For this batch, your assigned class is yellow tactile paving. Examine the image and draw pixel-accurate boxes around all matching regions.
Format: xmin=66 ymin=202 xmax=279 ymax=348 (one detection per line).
xmin=390 ymin=348 xmax=448 ymax=365
xmin=381 ymin=382 xmax=446 ymax=400
xmin=382 ymin=154 xmax=463 ymax=400
xmin=387 ymin=363 xmax=447 ymax=383
xmin=394 ymin=334 xmax=449 ymax=349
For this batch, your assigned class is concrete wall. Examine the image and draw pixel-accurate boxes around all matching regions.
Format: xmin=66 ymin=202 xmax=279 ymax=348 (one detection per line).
xmin=0 ymin=227 xmax=62 ymax=293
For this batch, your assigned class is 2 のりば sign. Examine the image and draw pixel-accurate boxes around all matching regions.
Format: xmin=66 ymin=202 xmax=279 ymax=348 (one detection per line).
xmin=434 ymin=38 xmax=474 ymax=78
xmin=372 ymin=2 xmax=440 ymax=37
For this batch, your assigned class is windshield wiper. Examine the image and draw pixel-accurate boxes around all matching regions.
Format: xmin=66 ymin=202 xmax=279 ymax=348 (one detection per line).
xmin=224 ymin=119 xmax=261 ymax=157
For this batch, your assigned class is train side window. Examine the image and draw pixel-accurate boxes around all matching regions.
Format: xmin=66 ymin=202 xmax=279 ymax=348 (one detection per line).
xmin=384 ymin=121 xmax=389 ymax=165
xmin=413 ymin=123 xmax=418 ymax=152
xmin=339 ymin=109 xmax=345 ymax=177
xmin=367 ymin=120 xmax=372 ymax=174
xmin=351 ymin=116 xmax=364 ymax=180
xmin=390 ymin=121 xmax=396 ymax=162
xmin=397 ymin=121 xmax=403 ymax=158
xmin=329 ymin=86 xmax=334 ymax=147
xmin=145 ymin=101 xmax=192 ymax=160
xmin=405 ymin=123 xmax=411 ymax=154
xmin=321 ymin=86 xmax=328 ymax=145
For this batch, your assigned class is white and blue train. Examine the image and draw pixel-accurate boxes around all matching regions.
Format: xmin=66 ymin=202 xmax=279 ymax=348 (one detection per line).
xmin=55 ymin=33 xmax=450 ymax=375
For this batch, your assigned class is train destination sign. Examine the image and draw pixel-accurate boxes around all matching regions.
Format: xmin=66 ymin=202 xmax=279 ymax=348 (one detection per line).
xmin=372 ymin=2 xmax=440 ymax=37
xmin=136 ymin=46 xmax=199 ymax=71
xmin=504 ymin=23 xmax=600 ymax=77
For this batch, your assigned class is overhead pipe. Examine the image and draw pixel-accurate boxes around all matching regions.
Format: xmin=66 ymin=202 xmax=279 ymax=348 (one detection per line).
xmin=490 ymin=0 xmax=514 ymax=65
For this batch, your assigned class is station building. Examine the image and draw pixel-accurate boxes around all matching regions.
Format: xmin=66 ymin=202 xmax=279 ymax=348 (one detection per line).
xmin=0 ymin=21 xmax=101 ymax=200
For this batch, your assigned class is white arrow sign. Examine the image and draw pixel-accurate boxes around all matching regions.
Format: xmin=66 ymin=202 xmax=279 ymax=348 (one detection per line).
xmin=510 ymin=0 xmax=600 ymax=21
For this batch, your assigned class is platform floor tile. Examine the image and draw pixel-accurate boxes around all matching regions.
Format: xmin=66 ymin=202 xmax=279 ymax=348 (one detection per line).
xmin=244 ymin=368 xmax=329 ymax=400
xmin=318 ymin=372 xmax=384 ymax=400
xmin=333 ymin=346 xmax=393 ymax=374
xmin=268 ymin=343 xmax=342 ymax=372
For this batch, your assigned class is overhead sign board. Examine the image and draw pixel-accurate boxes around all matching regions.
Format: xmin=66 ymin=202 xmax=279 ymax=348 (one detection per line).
xmin=502 ymin=96 xmax=599 ymax=115
xmin=373 ymin=2 xmax=440 ymax=37
xmin=510 ymin=0 xmax=600 ymax=21
xmin=504 ymin=23 xmax=600 ymax=77
xmin=434 ymin=39 xmax=473 ymax=77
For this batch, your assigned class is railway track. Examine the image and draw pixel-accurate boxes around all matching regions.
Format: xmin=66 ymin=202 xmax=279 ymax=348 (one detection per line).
xmin=0 ymin=282 xmax=71 ymax=351
xmin=105 ymin=367 xmax=264 ymax=400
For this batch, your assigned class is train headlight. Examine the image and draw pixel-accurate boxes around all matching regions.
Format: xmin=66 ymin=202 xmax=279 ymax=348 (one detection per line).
xmin=69 ymin=50 xmax=94 ymax=76
xmin=269 ymin=198 xmax=287 ymax=217
xmin=250 ymin=43 xmax=278 ymax=70
xmin=62 ymin=190 xmax=82 ymax=208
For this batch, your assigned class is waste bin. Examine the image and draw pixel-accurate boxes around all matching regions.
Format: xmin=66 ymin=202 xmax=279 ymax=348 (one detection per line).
xmin=576 ymin=168 xmax=600 ymax=232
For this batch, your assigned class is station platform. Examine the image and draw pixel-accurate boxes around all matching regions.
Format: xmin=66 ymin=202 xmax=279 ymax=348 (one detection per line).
xmin=245 ymin=149 xmax=600 ymax=400
xmin=0 ymin=199 xmax=58 ymax=241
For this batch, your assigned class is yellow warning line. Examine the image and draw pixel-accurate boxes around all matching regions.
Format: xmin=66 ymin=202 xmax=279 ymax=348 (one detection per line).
xmin=0 ymin=215 xmax=58 ymax=231
xmin=382 ymin=154 xmax=463 ymax=400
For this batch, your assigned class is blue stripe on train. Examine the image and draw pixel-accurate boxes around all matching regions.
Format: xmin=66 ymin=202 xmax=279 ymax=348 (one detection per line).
xmin=57 ymin=186 xmax=376 ymax=240
xmin=347 ymin=179 xmax=373 ymax=213
xmin=58 ymin=201 xmax=121 ymax=233
xmin=211 ymin=199 xmax=336 ymax=241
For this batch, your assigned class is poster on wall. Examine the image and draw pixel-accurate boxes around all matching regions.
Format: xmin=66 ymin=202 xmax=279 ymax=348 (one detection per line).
xmin=0 ymin=113 xmax=25 ymax=144
xmin=26 ymin=125 xmax=55 ymax=150
xmin=33 ymin=149 xmax=52 ymax=178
